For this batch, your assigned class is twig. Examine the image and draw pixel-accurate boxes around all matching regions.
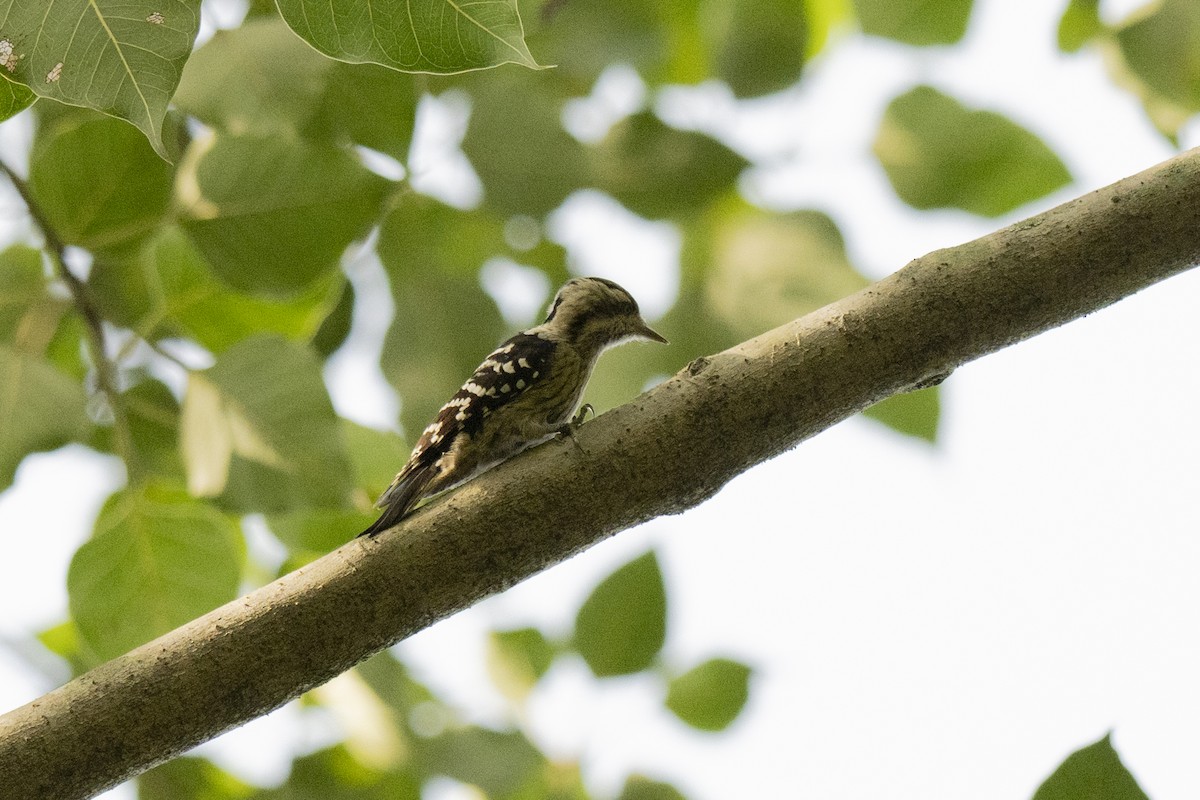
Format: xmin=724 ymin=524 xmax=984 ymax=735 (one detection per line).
xmin=0 ymin=157 xmax=141 ymax=482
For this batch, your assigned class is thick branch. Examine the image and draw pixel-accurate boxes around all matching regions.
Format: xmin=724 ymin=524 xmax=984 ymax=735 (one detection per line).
xmin=2 ymin=150 xmax=1200 ymax=798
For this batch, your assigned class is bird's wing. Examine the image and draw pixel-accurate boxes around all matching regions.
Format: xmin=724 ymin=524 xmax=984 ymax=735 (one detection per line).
xmin=368 ymin=333 xmax=557 ymax=520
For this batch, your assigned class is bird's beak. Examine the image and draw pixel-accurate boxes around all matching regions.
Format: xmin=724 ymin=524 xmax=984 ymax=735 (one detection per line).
xmin=637 ymin=322 xmax=669 ymax=344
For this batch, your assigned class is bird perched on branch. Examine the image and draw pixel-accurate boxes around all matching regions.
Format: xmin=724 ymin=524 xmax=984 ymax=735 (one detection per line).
xmin=359 ymin=277 xmax=667 ymax=537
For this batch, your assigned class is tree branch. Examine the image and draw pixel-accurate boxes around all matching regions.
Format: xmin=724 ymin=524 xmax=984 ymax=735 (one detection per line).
xmin=0 ymin=158 xmax=141 ymax=482
xmin=2 ymin=150 xmax=1199 ymax=799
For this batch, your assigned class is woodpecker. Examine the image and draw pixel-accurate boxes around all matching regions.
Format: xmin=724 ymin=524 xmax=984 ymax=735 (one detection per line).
xmin=359 ymin=277 xmax=667 ymax=537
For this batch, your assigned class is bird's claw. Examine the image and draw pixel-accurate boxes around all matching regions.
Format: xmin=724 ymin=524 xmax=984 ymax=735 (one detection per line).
xmin=556 ymin=404 xmax=594 ymax=452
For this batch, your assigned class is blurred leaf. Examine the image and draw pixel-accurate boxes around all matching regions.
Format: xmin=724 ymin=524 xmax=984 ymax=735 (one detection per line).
xmin=42 ymin=308 xmax=87 ymax=380
xmin=424 ymin=726 xmax=545 ymax=797
xmin=0 ymin=244 xmax=56 ymax=347
xmin=268 ymin=508 xmax=372 ymax=557
xmin=617 ymin=776 xmax=688 ymax=800
xmin=36 ymin=620 xmax=94 ymax=676
xmin=311 ymin=281 xmax=355 ymax=357
xmin=591 ymin=112 xmax=748 ymax=219
xmin=507 ymin=762 xmax=592 ymax=800
xmin=704 ymin=0 xmax=808 ymax=97
xmin=276 ymin=0 xmax=540 ymax=73
xmin=1116 ymin=0 xmax=1200 ymax=112
xmin=67 ymin=483 xmax=242 ymax=661
xmin=698 ymin=205 xmax=868 ymax=339
xmin=665 ymin=657 xmax=751 ymax=732
xmin=0 ymin=76 xmax=34 ymax=122
xmin=1032 ymin=734 xmax=1149 ymax=800
xmin=377 ymin=198 xmax=509 ymax=433
xmin=488 ymin=627 xmax=557 ymax=698
xmin=174 ymin=17 xmax=329 ymax=134
xmin=90 ymin=227 xmax=344 ymax=353
xmin=175 ymin=18 xmax=418 ymax=158
xmin=462 ymin=72 xmax=590 ymax=216
xmin=342 ymin=420 xmax=409 ymax=503
xmin=180 ymin=335 xmax=354 ymax=511
xmin=139 ymin=756 xmax=254 ymax=800
xmin=0 ymin=0 xmax=199 ymax=159
xmin=117 ymin=376 xmax=185 ymax=480
xmin=874 ymin=85 xmax=1072 ymax=216
xmin=29 ymin=113 xmax=174 ymax=254
xmin=253 ymin=745 xmax=421 ymax=800
xmin=853 ymin=0 xmax=972 ymax=45
xmin=1057 ymin=0 xmax=1102 ymax=53
xmin=383 ymin=270 xmax=507 ymax=436
xmin=355 ymin=650 xmax=440 ymax=716
xmin=574 ymin=550 xmax=666 ymax=677
xmin=0 ymin=344 xmax=88 ymax=491
xmin=803 ymin=0 xmax=854 ymax=58
xmin=862 ymin=385 xmax=940 ymax=442
xmin=178 ymin=132 xmax=390 ymax=294
xmin=519 ymin=0 xmax=673 ymax=88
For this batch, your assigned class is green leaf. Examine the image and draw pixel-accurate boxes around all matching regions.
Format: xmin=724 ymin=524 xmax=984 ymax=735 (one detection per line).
xmin=276 ymin=0 xmax=541 ymax=74
xmin=0 ymin=344 xmax=89 ymax=491
xmin=179 ymin=336 xmax=354 ymax=511
xmin=573 ymin=550 xmax=667 ymax=677
xmin=0 ymin=244 xmax=52 ymax=344
xmin=29 ymin=113 xmax=174 ymax=254
xmin=591 ymin=112 xmax=749 ymax=219
xmin=697 ymin=204 xmax=869 ymax=339
xmin=617 ymin=775 xmax=688 ymax=800
xmin=341 ymin=420 xmax=410 ymax=503
xmin=383 ymin=271 xmax=507 ymax=436
xmin=0 ymin=0 xmax=199 ymax=159
xmin=461 ymin=72 xmax=590 ymax=216
xmin=312 ymin=280 xmax=355 ymax=357
xmin=424 ymin=726 xmax=545 ymax=797
xmin=518 ymin=0 xmax=672 ymax=87
xmin=67 ymin=484 xmax=242 ymax=661
xmin=88 ymin=375 xmax=185 ymax=480
xmin=1032 ymin=734 xmax=1150 ymax=800
xmin=377 ymin=198 xmax=509 ymax=434
xmin=139 ymin=756 xmax=254 ymax=800
xmin=89 ymin=227 xmax=345 ymax=353
xmin=1116 ymin=0 xmax=1200 ymax=112
xmin=268 ymin=508 xmax=372 ymax=557
xmin=488 ymin=627 xmax=557 ymax=698
xmin=178 ymin=132 xmax=391 ymax=294
xmin=665 ymin=657 xmax=752 ymax=732
xmin=853 ymin=0 xmax=973 ymax=45
xmin=705 ymin=0 xmax=808 ymax=97
xmin=873 ymin=85 xmax=1072 ymax=216
xmin=253 ymin=745 xmax=421 ymax=800
xmin=36 ymin=620 xmax=94 ymax=676
xmin=1057 ymin=0 xmax=1102 ymax=53
xmin=0 ymin=75 xmax=34 ymax=122
xmin=355 ymin=650 xmax=439 ymax=715
xmin=803 ymin=0 xmax=854 ymax=58
xmin=175 ymin=17 xmax=418 ymax=158
xmin=862 ymin=385 xmax=940 ymax=443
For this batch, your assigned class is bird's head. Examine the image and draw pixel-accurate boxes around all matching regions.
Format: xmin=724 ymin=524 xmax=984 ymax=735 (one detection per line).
xmin=543 ymin=277 xmax=668 ymax=352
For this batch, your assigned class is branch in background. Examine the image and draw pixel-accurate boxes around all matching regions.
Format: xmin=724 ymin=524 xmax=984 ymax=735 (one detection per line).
xmin=1 ymin=150 xmax=1199 ymax=799
xmin=0 ymin=158 xmax=140 ymax=482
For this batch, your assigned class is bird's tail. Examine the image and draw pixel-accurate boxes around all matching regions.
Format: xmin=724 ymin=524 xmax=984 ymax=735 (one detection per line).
xmin=358 ymin=467 xmax=437 ymax=538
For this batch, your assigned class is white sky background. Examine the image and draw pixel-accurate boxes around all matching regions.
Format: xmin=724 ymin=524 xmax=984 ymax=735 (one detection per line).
xmin=2 ymin=0 xmax=1200 ymax=797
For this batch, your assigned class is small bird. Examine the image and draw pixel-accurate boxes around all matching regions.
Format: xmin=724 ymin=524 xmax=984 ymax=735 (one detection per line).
xmin=359 ymin=277 xmax=667 ymax=537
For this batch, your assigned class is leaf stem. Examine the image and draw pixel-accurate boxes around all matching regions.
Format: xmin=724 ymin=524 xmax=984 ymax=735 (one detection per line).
xmin=0 ymin=157 xmax=141 ymax=482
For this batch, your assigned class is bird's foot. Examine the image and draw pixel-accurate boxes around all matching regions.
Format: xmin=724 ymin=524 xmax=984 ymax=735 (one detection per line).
xmin=556 ymin=404 xmax=594 ymax=452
